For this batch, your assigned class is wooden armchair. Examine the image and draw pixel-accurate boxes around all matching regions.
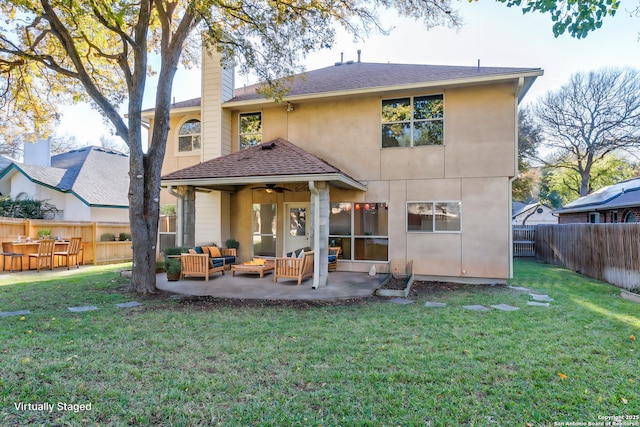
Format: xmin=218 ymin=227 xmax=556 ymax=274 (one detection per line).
xmin=180 ymin=253 xmax=225 ymax=281
xmin=328 ymin=246 xmax=341 ymax=272
xmin=273 ymin=251 xmax=314 ymax=285
xmin=54 ymin=237 xmax=82 ymax=270
xmin=28 ymin=239 xmax=55 ymax=272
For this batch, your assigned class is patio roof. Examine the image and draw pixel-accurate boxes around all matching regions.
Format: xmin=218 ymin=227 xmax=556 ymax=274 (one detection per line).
xmin=160 ymin=138 xmax=367 ymax=192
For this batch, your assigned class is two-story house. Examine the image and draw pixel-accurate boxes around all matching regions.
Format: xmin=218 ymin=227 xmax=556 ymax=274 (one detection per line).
xmin=154 ymin=51 xmax=542 ymax=287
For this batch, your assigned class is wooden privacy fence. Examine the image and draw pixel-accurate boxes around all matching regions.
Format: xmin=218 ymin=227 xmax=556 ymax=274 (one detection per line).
xmin=536 ymin=224 xmax=640 ymax=290
xmin=513 ymin=225 xmax=535 ymax=257
xmin=0 ymin=217 xmax=132 ymax=271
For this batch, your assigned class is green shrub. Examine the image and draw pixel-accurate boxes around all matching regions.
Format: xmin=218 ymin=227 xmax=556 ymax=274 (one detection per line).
xmin=100 ymin=233 xmax=115 ymax=241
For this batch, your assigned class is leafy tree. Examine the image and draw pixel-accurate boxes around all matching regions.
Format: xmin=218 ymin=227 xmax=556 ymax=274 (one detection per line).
xmin=512 ymin=107 xmax=542 ymax=202
xmin=532 ymin=68 xmax=640 ymax=198
xmin=0 ymin=0 xmax=461 ymax=293
xmin=542 ymin=155 xmax=638 ymax=206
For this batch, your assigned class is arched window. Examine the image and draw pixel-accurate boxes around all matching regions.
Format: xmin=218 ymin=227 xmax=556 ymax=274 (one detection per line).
xmin=624 ymin=211 xmax=637 ymax=223
xmin=178 ymin=119 xmax=201 ymax=152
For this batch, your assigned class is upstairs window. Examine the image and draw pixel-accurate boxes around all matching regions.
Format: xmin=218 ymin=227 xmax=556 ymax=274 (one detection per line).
xmin=382 ymin=95 xmax=444 ymax=147
xmin=240 ymin=112 xmax=262 ymax=150
xmin=178 ymin=119 xmax=201 ymax=152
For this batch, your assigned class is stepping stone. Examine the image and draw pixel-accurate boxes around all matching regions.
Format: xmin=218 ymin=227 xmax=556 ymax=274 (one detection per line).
xmin=67 ymin=306 xmax=98 ymax=312
xmin=527 ymin=301 xmax=550 ymax=307
xmin=0 ymin=310 xmax=31 ymax=317
xmin=116 ymin=301 xmax=142 ymax=308
xmin=389 ymin=297 xmax=415 ymax=305
xmin=529 ymin=293 xmax=553 ymax=302
xmin=463 ymin=305 xmax=490 ymax=311
xmin=508 ymin=286 xmax=531 ymax=292
xmin=424 ymin=302 xmax=447 ymax=308
xmin=491 ymin=304 xmax=520 ymax=311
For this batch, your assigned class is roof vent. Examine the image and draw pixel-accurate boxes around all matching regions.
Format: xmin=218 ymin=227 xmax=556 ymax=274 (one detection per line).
xmin=261 ymin=142 xmax=276 ymax=150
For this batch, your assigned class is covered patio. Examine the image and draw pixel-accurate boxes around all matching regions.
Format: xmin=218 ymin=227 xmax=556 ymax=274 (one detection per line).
xmin=156 ymin=270 xmax=386 ymax=300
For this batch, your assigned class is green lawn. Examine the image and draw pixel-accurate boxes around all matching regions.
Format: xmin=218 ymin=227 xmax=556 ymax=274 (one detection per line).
xmin=1 ymin=260 xmax=638 ymax=426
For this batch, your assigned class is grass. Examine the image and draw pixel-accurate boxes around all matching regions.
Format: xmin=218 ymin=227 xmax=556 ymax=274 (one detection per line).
xmin=1 ymin=260 xmax=638 ymax=426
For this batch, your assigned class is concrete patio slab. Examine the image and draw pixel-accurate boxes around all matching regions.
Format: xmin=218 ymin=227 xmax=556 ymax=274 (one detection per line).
xmin=156 ymin=271 xmax=385 ymax=301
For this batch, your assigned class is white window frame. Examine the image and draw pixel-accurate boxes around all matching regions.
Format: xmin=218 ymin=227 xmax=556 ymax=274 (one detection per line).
xmin=176 ymin=118 xmax=201 ymax=154
xmin=589 ymin=212 xmax=601 ymax=224
xmin=239 ymin=112 xmax=262 ymax=150
xmin=406 ymin=201 xmax=462 ymax=233
xmin=381 ymin=94 xmax=444 ymax=148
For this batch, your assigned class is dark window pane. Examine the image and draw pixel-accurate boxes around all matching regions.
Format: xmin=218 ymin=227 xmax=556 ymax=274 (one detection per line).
xmin=382 ymin=98 xmax=411 ymax=123
xmin=354 ymin=203 xmax=388 ymax=236
xmin=354 ymin=238 xmax=388 ymax=261
xmin=329 ymin=203 xmax=352 ymax=235
xmin=382 ymin=124 xmax=411 ymax=148
xmin=407 ymin=203 xmax=434 ymax=232
xmin=179 ymin=119 xmax=201 ymax=135
xmin=178 ymin=136 xmax=192 ymax=152
xmin=329 ymin=237 xmax=351 ymax=260
xmin=434 ymin=202 xmax=461 ymax=231
xmin=414 ymin=121 xmax=444 ymax=146
xmin=240 ymin=113 xmax=262 ymax=134
xmin=192 ymin=135 xmax=201 ymax=149
xmin=414 ymin=95 xmax=443 ymax=120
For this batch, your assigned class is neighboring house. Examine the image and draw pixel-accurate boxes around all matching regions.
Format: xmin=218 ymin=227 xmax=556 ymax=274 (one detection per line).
xmin=512 ymin=202 xmax=557 ymax=226
xmin=0 ymin=142 xmax=130 ymax=222
xmin=154 ymin=51 xmax=542 ymax=286
xmin=556 ymin=177 xmax=640 ymax=224
xmin=0 ymin=155 xmax=13 ymax=175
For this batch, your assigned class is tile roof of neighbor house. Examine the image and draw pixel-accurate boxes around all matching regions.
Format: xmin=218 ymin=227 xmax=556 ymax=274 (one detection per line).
xmin=227 ymin=61 xmax=543 ymax=103
xmin=161 ymin=138 xmax=362 ymax=188
xmin=557 ymin=177 xmax=640 ymax=214
xmin=0 ymin=146 xmax=129 ymax=207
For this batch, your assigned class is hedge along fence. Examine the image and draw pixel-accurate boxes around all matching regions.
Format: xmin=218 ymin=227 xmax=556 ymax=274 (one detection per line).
xmin=0 ymin=217 xmax=132 ymax=269
xmin=536 ymin=223 xmax=640 ymax=290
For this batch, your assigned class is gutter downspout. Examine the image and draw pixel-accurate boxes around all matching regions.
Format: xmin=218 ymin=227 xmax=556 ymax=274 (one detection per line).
xmin=167 ymin=186 xmax=184 ymax=247
xmin=308 ymin=180 xmax=320 ymax=289
xmin=509 ymin=77 xmax=525 ymax=278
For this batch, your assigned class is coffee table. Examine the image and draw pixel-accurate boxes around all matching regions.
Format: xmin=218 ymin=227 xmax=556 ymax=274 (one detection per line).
xmin=231 ymin=261 xmax=274 ymax=278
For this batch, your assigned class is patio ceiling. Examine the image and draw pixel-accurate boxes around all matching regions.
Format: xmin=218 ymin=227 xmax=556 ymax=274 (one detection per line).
xmin=160 ymin=138 xmax=367 ymax=193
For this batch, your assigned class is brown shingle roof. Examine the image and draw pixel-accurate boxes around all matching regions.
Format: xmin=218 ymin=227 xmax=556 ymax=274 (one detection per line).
xmin=161 ymin=138 xmax=356 ymax=183
xmin=227 ymin=62 xmax=542 ymax=103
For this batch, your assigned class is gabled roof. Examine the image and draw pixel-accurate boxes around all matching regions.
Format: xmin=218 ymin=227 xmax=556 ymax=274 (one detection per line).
xmin=557 ymin=177 xmax=640 ymax=214
xmin=161 ymin=138 xmax=366 ymax=191
xmin=226 ymin=62 xmax=543 ymax=105
xmin=0 ymin=146 xmax=130 ymax=207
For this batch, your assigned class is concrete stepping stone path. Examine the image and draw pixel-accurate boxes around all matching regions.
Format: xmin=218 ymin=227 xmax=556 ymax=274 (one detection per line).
xmin=527 ymin=301 xmax=550 ymax=307
xmin=389 ymin=297 xmax=415 ymax=305
xmin=67 ymin=306 xmax=98 ymax=312
xmin=116 ymin=301 xmax=142 ymax=308
xmin=463 ymin=305 xmax=491 ymax=311
xmin=491 ymin=304 xmax=520 ymax=311
xmin=529 ymin=293 xmax=554 ymax=302
xmin=424 ymin=301 xmax=447 ymax=308
xmin=0 ymin=310 xmax=31 ymax=317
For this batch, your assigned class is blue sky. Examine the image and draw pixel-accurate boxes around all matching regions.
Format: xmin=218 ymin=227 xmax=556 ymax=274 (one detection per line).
xmin=56 ymin=1 xmax=640 ymax=146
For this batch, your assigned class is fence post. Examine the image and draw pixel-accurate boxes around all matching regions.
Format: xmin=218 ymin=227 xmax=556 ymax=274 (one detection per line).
xmin=92 ymin=222 xmax=97 ymax=266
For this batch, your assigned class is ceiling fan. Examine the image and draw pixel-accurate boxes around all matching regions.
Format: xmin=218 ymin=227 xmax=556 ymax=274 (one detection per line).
xmin=251 ymin=183 xmax=291 ymax=193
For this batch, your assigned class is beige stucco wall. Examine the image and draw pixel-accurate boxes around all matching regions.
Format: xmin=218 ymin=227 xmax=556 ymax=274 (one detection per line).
xmin=220 ymin=83 xmax=517 ymax=280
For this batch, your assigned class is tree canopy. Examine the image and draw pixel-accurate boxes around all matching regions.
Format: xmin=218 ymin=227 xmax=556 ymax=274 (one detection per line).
xmin=531 ymin=68 xmax=640 ymax=198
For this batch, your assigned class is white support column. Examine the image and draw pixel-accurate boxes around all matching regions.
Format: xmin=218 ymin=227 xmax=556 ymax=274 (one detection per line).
xmin=309 ymin=181 xmax=330 ymax=288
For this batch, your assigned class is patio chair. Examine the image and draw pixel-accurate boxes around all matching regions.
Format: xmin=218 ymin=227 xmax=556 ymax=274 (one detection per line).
xmin=273 ymin=250 xmax=314 ymax=285
xmin=1 ymin=242 xmax=24 ymax=272
xmin=328 ymin=246 xmax=341 ymax=272
xmin=180 ymin=253 xmax=225 ymax=281
xmin=28 ymin=239 xmax=56 ymax=272
xmin=54 ymin=237 xmax=82 ymax=270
